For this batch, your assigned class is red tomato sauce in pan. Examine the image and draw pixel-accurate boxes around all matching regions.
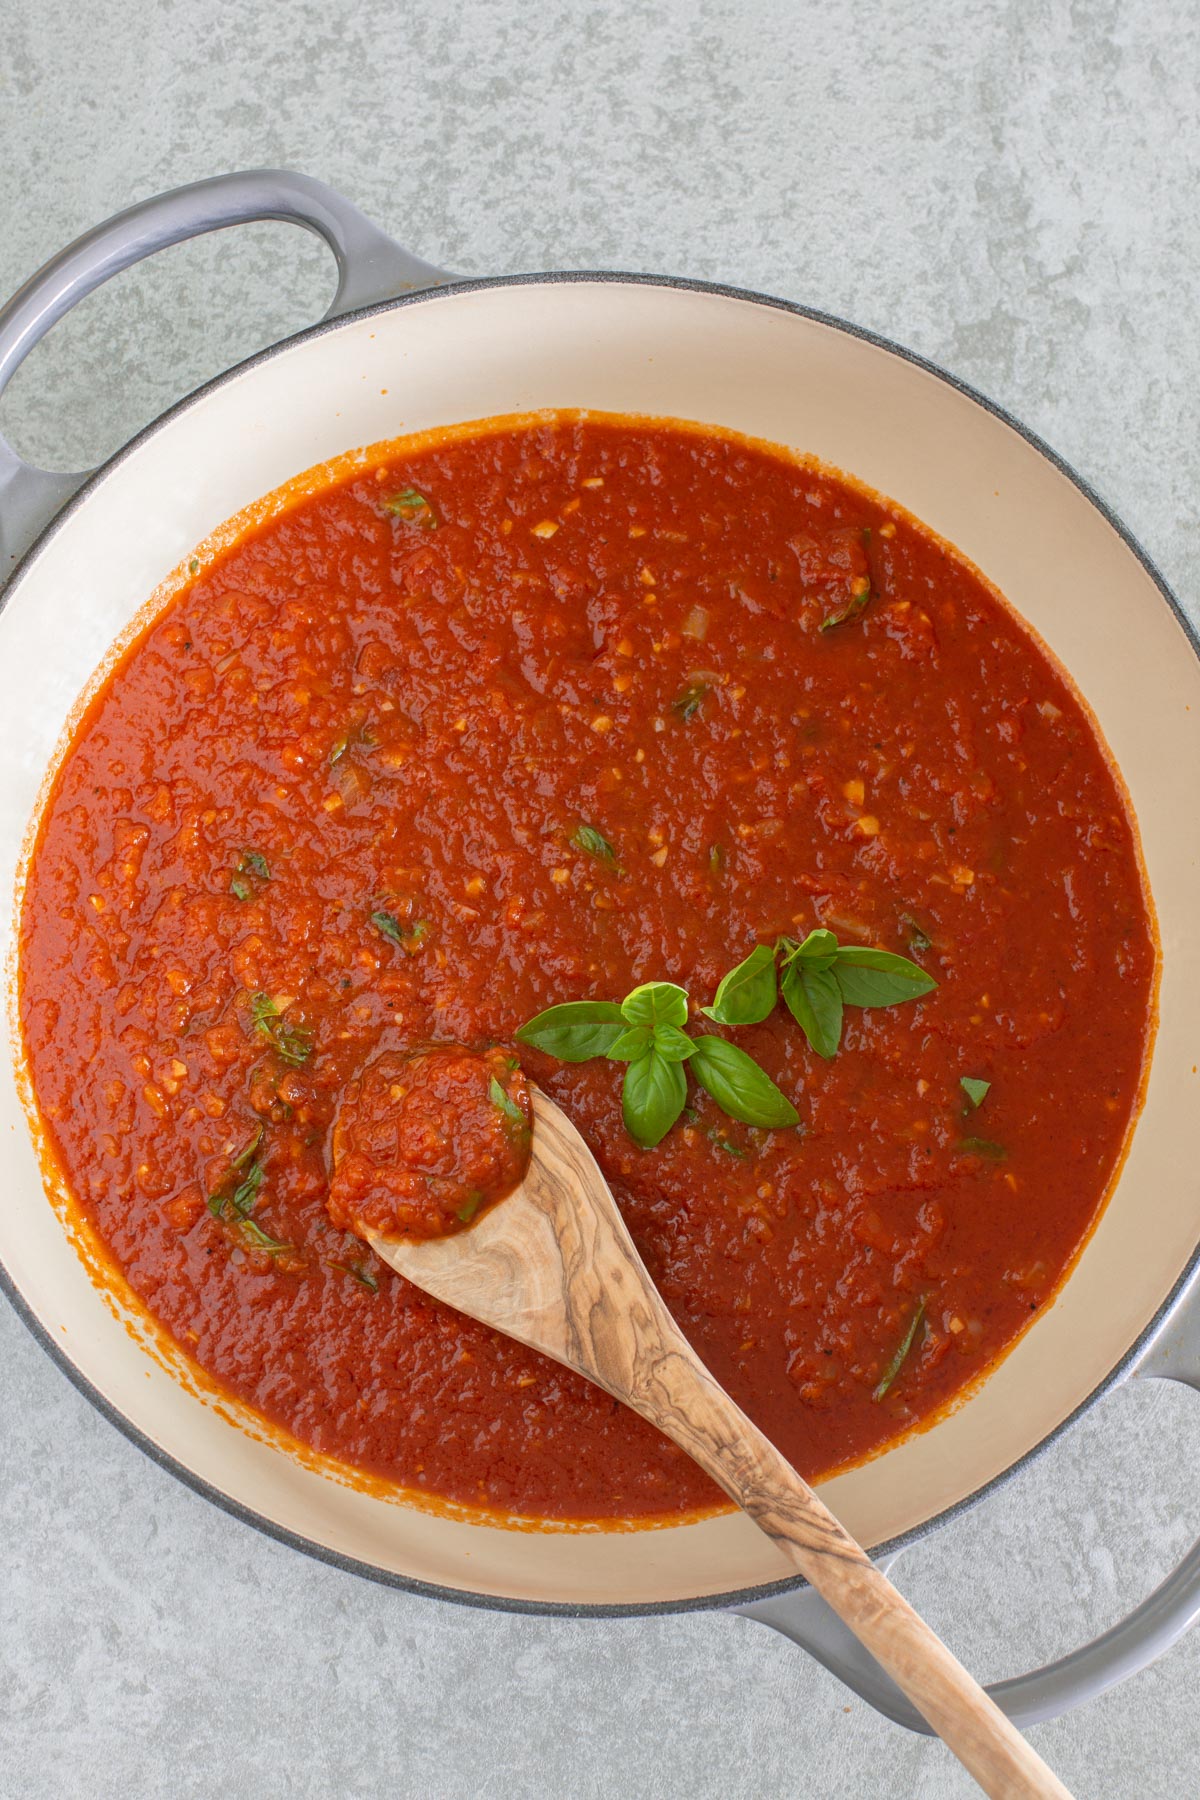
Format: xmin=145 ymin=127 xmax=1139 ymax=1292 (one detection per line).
xmin=18 ymin=414 xmax=1154 ymax=1521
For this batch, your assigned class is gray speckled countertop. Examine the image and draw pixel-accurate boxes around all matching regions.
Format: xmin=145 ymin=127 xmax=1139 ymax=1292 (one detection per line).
xmin=2 ymin=3 xmax=1199 ymax=1794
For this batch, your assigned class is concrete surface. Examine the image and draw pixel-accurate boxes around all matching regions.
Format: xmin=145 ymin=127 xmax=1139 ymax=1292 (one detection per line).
xmin=2 ymin=1 xmax=1199 ymax=1794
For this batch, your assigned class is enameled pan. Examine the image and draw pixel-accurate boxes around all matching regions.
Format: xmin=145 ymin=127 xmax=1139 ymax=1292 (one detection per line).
xmin=1 ymin=170 xmax=1198 ymax=1734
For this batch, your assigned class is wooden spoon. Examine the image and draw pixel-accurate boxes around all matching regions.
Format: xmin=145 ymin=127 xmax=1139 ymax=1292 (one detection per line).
xmin=366 ymin=1088 xmax=1072 ymax=1799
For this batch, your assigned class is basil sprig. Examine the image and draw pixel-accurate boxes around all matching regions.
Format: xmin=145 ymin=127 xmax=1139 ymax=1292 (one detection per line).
xmin=704 ymin=928 xmax=936 ymax=1060
xmin=517 ymin=978 xmax=798 ymax=1149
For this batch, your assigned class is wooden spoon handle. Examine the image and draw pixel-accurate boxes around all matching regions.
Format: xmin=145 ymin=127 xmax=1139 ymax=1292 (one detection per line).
xmin=624 ymin=1322 xmax=1070 ymax=1798
xmin=370 ymin=1094 xmax=1072 ymax=1797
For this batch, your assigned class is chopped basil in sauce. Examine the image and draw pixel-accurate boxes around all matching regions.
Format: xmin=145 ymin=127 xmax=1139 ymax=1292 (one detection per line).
xmin=671 ymin=680 xmax=709 ymax=721
xmin=899 ymin=913 xmax=933 ymax=953
xmin=489 ymin=1075 xmax=527 ymax=1130
xmin=327 ymin=1258 xmax=379 ymax=1292
xmin=230 ymin=1124 xmax=264 ymax=1170
xmin=571 ymin=823 xmax=616 ymax=863
xmin=247 ymin=991 xmax=314 ymax=1066
xmin=873 ymin=1300 xmax=926 ymax=1401
xmin=237 ymin=1216 xmax=293 ymax=1254
xmin=959 ymin=1135 xmax=1006 ymax=1160
xmin=381 ymin=487 xmax=437 ymax=528
xmin=208 ymin=1159 xmax=264 ymax=1222
xmin=371 ymin=909 xmax=430 ymax=952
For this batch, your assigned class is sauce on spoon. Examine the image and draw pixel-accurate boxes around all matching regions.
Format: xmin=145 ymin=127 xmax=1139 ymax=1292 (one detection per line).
xmin=328 ymin=1043 xmax=531 ymax=1240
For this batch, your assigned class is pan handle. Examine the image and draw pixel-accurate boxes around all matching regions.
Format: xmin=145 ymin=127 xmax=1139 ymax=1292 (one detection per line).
xmin=735 ymin=1256 xmax=1200 ymax=1731
xmin=0 ymin=168 xmax=450 ymax=578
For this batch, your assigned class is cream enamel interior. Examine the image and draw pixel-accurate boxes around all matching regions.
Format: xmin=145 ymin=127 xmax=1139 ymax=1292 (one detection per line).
xmin=2 ymin=279 xmax=1198 ymax=1608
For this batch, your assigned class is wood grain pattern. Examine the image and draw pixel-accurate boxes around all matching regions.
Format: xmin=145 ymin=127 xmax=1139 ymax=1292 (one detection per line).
xmin=368 ymin=1088 xmax=1073 ymax=1799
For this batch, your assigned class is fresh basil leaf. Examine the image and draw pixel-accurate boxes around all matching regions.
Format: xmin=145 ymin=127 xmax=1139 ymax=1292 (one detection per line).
xmin=622 ymin=1050 xmax=687 ymax=1147
xmin=606 ymin=1024 xmax=654 ymax=1062
xmin=516 ymin=1001 xmax=626 ymax=1062
xmin=873 ymin=1299 xmax=926 ymax=1401
xmin=238 ymin=849 xmax=270 ymax=880
xmin=831 ymin=946 xmax=938 ymax=1007
xmin=489 ymin=1076 xmax=527 ymax=1128
xmin=781 ymin=960 xmax=843 ymax=1059
xmin=960 ymin=1076 xmax=990 ymax=1109
xmin=787 ymin=927 xmax=839 ymax=967
xmin=571 ymin=823 xmax=616 ymax=863
xmin=687 ymin=1036 xmax=799 ymax=1128
xmin=230 ymin=875 xmax=252 ymax=901
xmin=621 ymin=981 xmax=689 ymax=1029
xmin=700 ymin=943 xmax=778 ymax=1026
xmin=652 ymin=1023 xmax=697 ymax=1063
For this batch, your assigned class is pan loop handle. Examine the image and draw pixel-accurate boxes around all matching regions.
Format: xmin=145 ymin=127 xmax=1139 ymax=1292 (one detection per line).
xmin=735 ymin=1258 xmax=1200 ymax=1730
xmin=0 ymin=168 xmax=451 ymax=580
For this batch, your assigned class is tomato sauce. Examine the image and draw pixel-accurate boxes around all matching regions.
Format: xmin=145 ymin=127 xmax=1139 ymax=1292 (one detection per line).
xmin=328 ymin=1044 xmax=531 ymax=1239
xmin=18 ymin=414 xmax=1154 ymax=1521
